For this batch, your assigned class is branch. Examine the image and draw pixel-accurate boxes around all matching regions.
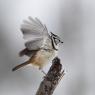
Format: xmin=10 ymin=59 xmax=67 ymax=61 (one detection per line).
xmin=36 ymin=57 xmax=65 ymax=95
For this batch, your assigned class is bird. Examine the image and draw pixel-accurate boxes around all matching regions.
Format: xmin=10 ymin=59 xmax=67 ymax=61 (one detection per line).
xmin=12 ymin=17 xmax=63 ymax=73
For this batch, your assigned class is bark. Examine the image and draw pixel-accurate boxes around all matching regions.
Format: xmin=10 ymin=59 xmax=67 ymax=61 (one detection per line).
xmin=36 ymin=57 xmax=65 ymax=95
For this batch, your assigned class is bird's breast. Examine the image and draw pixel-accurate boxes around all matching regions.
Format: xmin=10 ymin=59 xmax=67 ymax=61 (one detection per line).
xmin=30 ymin=49 xmax=57 ymax=68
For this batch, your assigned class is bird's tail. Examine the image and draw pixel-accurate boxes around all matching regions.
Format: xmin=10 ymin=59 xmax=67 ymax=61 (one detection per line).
xmin=12 ymin=61 xmax=29 ymax=71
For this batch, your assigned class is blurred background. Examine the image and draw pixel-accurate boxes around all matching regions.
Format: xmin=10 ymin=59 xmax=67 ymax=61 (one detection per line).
xmin=0 ymin=0 xmax=95 ymax=95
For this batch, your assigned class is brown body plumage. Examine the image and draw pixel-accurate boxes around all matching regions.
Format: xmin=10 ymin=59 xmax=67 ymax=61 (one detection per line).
xmin=12 ymin=48 xmax=56 ymax=71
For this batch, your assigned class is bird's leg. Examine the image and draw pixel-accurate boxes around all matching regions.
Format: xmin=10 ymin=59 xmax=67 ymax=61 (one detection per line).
xmin=39 ymin=67 xmax=46 ymax=75
xmin=41 ymin=70 xmax=46 ymax=75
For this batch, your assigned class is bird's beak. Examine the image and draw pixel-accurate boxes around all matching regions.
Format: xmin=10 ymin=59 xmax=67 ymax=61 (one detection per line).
xmin=61 ymin=41 xmax=63 ymax=43
xmin=60 ymin=41 xmax=63 ymax=43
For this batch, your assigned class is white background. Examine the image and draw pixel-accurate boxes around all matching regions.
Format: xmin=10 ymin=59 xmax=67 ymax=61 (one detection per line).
xmin=0 ymin=0 xmax=95 ymax=95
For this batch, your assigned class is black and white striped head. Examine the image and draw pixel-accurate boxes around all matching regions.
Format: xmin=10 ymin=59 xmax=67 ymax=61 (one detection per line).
xmin=50 ymin=32 xmax=63 ymax=50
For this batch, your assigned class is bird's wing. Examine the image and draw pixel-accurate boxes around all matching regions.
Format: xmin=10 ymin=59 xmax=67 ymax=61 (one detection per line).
xmin=21 ymin=17 xmax=50 ymax=50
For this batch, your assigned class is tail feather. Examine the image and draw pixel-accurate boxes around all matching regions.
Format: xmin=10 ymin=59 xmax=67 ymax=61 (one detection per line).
xmin=12 ymin=61 xmax=29 ymax=71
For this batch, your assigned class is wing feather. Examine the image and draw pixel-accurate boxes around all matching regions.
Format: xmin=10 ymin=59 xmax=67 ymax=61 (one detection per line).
xmin=25 ymin=38 xmax=43 ymax=50
xmin=21 ymin=17 xmax=50 ymax=50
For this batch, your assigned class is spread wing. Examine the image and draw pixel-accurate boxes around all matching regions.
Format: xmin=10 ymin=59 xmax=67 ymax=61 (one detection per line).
xmin=21 ymin=17 xmax=50 ymax=50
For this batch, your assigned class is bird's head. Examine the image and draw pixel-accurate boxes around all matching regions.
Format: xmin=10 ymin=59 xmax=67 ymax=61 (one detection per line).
xmin=50 ymin=32 xmax=63 ymax=50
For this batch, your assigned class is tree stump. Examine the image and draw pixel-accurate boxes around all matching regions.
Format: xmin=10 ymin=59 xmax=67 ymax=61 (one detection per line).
xmin=36 ymin=57 xmax=65 ymax=95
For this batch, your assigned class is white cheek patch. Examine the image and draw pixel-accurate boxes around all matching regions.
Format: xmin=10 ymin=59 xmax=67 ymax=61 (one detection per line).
xmin=54 ymin=38 xmax=60 ymax=45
